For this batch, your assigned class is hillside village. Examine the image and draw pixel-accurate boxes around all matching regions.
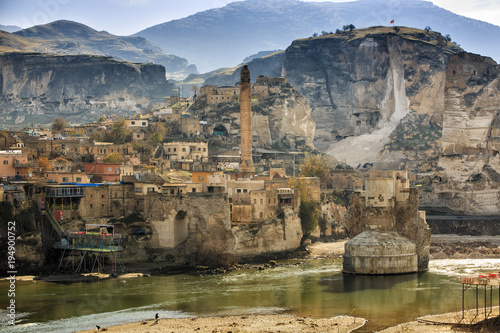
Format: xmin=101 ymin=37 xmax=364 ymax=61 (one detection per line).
xmin=0 ymin=73 xmax=361 ymax=272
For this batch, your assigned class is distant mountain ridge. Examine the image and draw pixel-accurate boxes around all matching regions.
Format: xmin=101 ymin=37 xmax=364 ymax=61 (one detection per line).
xmin=135 ymin=0 xmax=500 ymax=73
xmin=0 ymin=24 xmax=22 ymax=33
xmin=11 ymin=20 xmax=197 ymax=79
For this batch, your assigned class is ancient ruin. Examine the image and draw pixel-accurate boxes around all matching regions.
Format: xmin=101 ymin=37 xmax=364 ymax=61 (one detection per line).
xmin=343 ymin=170 xmax=430 ymax=274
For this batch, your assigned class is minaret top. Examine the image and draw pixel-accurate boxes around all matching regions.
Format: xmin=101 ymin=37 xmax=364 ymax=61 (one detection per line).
xmin=241 ymin=65 xmax=250 ymax=84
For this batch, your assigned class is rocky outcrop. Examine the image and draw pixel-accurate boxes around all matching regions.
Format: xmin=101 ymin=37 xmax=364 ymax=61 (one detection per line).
xmin=418 ymin=52 xmax=500 ymax=214
xmin=197 ymin=82 xmax=315 ymax=149
xmin=283 ymin=27 xmax=458 ymax=162
xmin=0 ymin=52 xmax=176 ymax=126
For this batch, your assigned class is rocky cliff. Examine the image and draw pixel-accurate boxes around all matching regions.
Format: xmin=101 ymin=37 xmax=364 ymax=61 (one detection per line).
xmin=0 ymin=52 xmax=176 ymax=125
xmin=10 ymin=20 xmax=196 ymax=79
xmin=283 ymin=27 xmax=460 ymax=162
xmin=417 ymin=52 xmax=500 ymax=214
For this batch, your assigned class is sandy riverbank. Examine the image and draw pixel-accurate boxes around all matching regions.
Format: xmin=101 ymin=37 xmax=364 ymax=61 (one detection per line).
xmin=76 ymin=307 xmax=500 ymax=333
xmin=77 ymin=314 xmax=367 ymax=333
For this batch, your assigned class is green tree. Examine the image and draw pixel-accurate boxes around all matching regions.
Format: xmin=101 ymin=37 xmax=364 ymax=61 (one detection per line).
xmin=150 ymin=122 xmax=167 ymax=144
xmin=97 ymin=115 xmax=107 ymax=123
xmin=109 ymin=120 xmax=131 ymax=144
xmin=103 ymin=152 xmax=123 ymax=163
xmin=51 ymin=117 xmax=67 ymax=132
xmin=288 ymin=178 xmax=321 ymax=235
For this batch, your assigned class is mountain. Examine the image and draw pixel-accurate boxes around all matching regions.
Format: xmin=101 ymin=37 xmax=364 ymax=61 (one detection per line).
xmin=135 ymin=0 xmax=500 ymax=73
xmin=0 ymin=24 xmax=22 ymax=33
xmin=11 ymin=20 xmax=197 ymax=79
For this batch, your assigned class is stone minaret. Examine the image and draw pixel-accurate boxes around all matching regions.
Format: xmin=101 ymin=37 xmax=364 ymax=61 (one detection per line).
xmin=239 ymin=65 xmax=255 ymax=175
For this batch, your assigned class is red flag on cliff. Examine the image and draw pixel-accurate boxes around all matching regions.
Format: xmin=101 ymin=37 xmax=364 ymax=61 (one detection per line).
xmin=390 ymin=19 xmax=394 ymax=24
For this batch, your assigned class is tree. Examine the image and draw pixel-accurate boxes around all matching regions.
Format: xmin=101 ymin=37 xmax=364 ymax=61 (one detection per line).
xmin=342 ymin=24 xmax=355 ymax=32
xmin=37 ymin=157 xmax=52 ymax=172
xmin=424 ymin=26 xmax=432 ymax=33
xmin=445 ymin=34 xmax=452 ymax=42
xmin=312 ymin=32 xmax=318 ymax=37
xmin=51 ymin=117 xmax=67 ymax=132
xmin=103 ymin=152 xmax=123 ymax=163
xmin=288 ymin=177 xmax=321 ymax=235
xmin=191 ymin=85 xmax=199 ymax=99
xmin=299 ymin=153 xmax=332 ymax=184
xmin=97 ymin=115 xmax=107 ymax=123
xmin=108 ymin=120 xmax=131 ymax=144
xmin=150 ymin=122 xmax=167 ymax=144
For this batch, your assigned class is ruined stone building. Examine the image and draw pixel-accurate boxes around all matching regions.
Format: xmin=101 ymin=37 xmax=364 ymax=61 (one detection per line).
xmin=343 ymin=170 xmax=430 ymax=274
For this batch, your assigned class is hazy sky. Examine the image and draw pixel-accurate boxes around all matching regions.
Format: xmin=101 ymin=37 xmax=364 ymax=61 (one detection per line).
xmin=0 ymin=0 xmax=499 ymax=35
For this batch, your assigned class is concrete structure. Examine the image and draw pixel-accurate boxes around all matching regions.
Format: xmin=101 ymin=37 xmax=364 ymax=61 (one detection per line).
xmin=239 ymin=65 xmax=255 ymax=176
xmin=343 ymin=170 xmax=430 ymax=274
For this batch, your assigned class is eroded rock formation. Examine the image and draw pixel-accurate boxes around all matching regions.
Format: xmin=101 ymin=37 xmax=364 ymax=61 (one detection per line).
xmin=0 ymin=52 xmax=176 ymax=125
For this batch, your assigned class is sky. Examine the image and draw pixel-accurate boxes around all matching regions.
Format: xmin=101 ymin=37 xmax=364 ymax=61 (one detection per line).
xmin=0 ymin=0 xmax=499 ymax=36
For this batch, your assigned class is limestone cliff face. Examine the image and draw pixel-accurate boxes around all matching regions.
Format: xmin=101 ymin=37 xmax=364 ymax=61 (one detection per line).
xmin=201 ymin=85 xmax=315 ymax=149
xmin=256 ymin=87 xmax=315 ymax=148
xmin=283 ymin=27 xmax=457 ymax=162
xmin=231 ymin=208 xmax=303 ymax=256
xmin=418 ymin=52 xmax=500 ymax=214
xmin=0 ymin=52 xmax=176 ymax=125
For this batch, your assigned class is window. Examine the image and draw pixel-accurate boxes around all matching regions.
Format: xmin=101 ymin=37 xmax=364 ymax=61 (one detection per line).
xmin=62 ymin=177 xmax=68 ymax=182
xmin=237 ymin=189 xmax=241 ymax=193
xmin=135 ymin=188 xmax=142 ymax=193
xmin=192 ymin=188 xmax=196 ymax=192
xmin=198 ymin=176 xmax=204 ymax=181
xmin=254 ymin=199 xmax=257 ymax=204
xmin=203 ymin=148 xmax=206 ymax=152
xmin=108 ymin=167 xmax=112 ymax=171
xmin=168 ymin=148 xmax=171 ymax=152
xmin=147 ymin=187 xmax=155 ymax=193
xmin=170 ymin=189 xmax=175 ymax=194
xmin=115 ymin=167 xmax=119 ymax=173
xmin=131 ymin=121 xmax=135 ymax=125
xmin=90 ymin=204 xmax=92 ymax=208
xmin=268 ymin=199 xmax=271 ymax=204
xmin=173 ymin=148 xmax=176 ymax=152
xmin=101 ymin=195 xmax=104 ymax=198
xmin=142 ymin=122 xmax=146 ymax=126
xmin=76 ymin=177 xmax=81 ymax=182
xmin=182 ymin=148 xmax=186 ymax=152
xmin=3 ymin=160 xmax=8 ymax=165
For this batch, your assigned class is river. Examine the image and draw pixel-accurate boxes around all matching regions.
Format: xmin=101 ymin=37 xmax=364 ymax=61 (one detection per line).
xmin=1 ymin=258 xmax=499 ymax=332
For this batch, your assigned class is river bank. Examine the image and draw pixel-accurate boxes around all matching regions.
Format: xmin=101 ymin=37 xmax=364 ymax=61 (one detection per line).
xmin=77 ymin=314 xmax=367 ymax=333
xmin=76 ymin=307 xmax=500 ymax=333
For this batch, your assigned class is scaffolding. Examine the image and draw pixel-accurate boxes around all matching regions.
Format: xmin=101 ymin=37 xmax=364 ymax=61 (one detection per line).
xmin=53 ymin=224 xmax=125 ymax=274
xmin=460 ymin=273 xmax=500 ymax=322
xmin=42 ymin=184 xmax=126 ymax=274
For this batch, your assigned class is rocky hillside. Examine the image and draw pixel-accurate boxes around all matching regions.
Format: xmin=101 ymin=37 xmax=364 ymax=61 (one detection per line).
xmin=135 ymin=0 xmax=500 ymax=73
xmin=192 ymin=82 xmax=315 ymax=150
xmin=0 ymin=52 xmax=176 ymax=126
xmin=9 ymin=20 xmax=196 ymax=79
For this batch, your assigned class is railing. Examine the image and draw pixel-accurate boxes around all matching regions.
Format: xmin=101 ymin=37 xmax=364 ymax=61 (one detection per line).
xmin=42 ymin=210 xmax=63 ymax=238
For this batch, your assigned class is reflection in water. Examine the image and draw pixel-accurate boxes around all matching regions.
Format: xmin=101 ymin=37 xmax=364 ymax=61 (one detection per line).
xmin=1 ymin=259 xmax=499 ymax=333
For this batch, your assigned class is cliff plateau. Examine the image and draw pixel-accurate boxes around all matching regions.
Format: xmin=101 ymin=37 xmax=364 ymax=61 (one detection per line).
xmin=0 ymin=52 xmax=176 ymax=125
